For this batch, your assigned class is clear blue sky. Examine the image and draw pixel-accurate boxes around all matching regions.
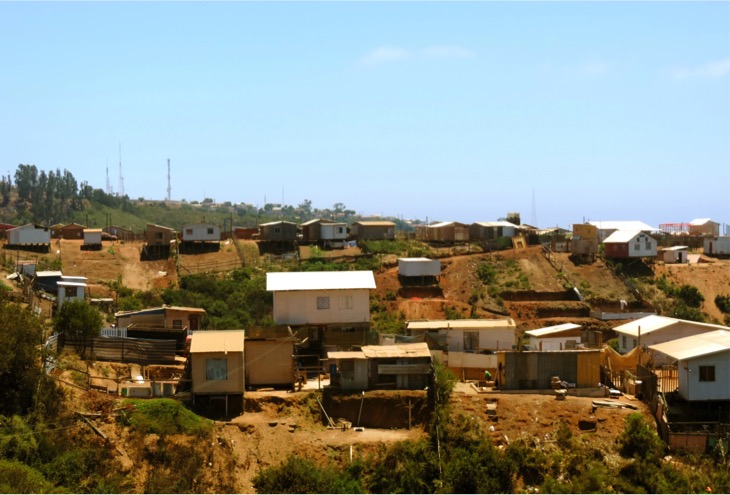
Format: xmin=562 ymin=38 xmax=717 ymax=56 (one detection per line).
xmin=1 ymin=1 xmax=728 ymax=230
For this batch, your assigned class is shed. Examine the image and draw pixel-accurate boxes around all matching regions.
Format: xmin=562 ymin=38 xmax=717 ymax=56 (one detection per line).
xmin=469 ymin=221 xmax=518 ymax=241
xmin=350 ymin=221 xmax=396 ymax=241
xmin=189 ymin=330 xmax=245 ymax=416
xmin=497 ymin=349 xmax=601 ymax=390
xmin=649 ymin=330 xmax=730 ymax=401
xmin=55 ymin=223 xmax=86 ymax=240
xmin=145 ymin=224 xmax=176 ymax=246
xmin=57 ymin=280 xmax=87 ymax=309
xmin=328 ymin=342 xmax=432 ymax=391
xmin=704 ymin=236 xmax=730 ymax=256
xmin=83 ymin=228 xmax=103 ymax=247
xmin=661 ymin=245 xmax=689 ymax=264
xmin=34 ymin=270 xmax=63 ymax=293
xmin=423 ymin=221 xmax=470 ymax=243
xmin=244 ymin=326 xmax=296 ymax=389
xmin=525 ymin=323 xmax=583 ymax=351
xmin=407 ymin=318 xmax=516 ymax=352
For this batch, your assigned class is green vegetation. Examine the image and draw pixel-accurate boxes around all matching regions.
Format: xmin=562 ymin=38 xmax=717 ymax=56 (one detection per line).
xmin=121 ymin=399 xmax=213 ymax=436
xmin=53 ymin=300 xmax=104 ymax=358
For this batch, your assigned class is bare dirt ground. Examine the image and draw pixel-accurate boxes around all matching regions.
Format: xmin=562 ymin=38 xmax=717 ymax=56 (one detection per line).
xmin=654 ymin=259 xmax=730 ymax=323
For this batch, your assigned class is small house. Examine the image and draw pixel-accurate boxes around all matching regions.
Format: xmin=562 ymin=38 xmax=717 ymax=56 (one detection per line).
xmin=145 ymin=223 xmax=176 ymax=246
xmin=233 ymin=227 xmax=259 ymax=240
xmin=704 ymin=236 xmax=730 ymax=257
xmin=182 ymin=222 xmax=221 ymax=243
xmin=398 ymin=257 xmax=441 ymax=285
xmin=258 ymin=221 xmax=298 ymax=243
xmin=525 ymin=323 xmax=583 ymax=351
xmin=57 ymin=277 xmax=88 ymax=309
xmin=406 ymin=318 xmax=516 ymax=352
xmin=649 ymin=330 xmax=730 ymax=401
xmin=424 ymin=221 xmax=470 ymax=243
xmin=6 ymin=224 xmax=51 ymax=249
xmin=603 ymin=230 xmax=657 ymax=258
xmin=102 ymin=225 xmax=134 ymax=241
xmin=350 ymin=221 xmax=396 ymax=241
xmin=689 ymin=218 xmax=720 ymax=237
xmin=83 ymin=228 xmax=103 ymax=249
xmin=469 ymin=221 xmax=518 ymax=241
xmin=613 ymin=315 xmax=727 ymax=359
xmin=661 ymin=245 xmax=689 ymax=264
xmin=55 ymin=223 xmax=86 ymax=240
xmin=33 ymin=270 xmax=63 ymax=293
xmin=244 ymin=326 xmax=297 ymax=389
xmin=189 ymin=330 xmax=245 ymax=416
xmin=328 ymin=342 xmax=432 ymax=391
xmin=300 ymin=219 xmax=347 ymax=245
xmin=115 ymin=305 xmax=206 ymax=351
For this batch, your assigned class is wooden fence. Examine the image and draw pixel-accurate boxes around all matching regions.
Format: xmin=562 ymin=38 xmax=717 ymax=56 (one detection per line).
xmin=64 ymin=336 xmax=178 ymax=365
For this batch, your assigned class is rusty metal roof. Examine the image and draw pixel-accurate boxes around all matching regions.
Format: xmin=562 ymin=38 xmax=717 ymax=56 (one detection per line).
xmin=361 ymin=342 xmax=431 ymax=359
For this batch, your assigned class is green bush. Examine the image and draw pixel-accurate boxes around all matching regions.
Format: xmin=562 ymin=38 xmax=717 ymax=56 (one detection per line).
xmin=0 ymin=459 xmax=54 ymax=494
xmin=715 ymin=295 xmax=730 ymax=314
xmin=253 ymin=454 xmax=362 ymax=494
xmin=676 ymin=285 xmax=704 ymax=308
xmin=618 ymin=413 xmax=665 ymax=461
xmin=122 ymin=399 xmax=213 ymax=437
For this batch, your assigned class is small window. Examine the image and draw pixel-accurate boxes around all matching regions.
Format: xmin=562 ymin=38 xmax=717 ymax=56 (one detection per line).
xmin=317 ymin=296 xmax=330 ymax=310
xmin=699 ymin=366 xmax=715 ymax=382
xmin=172 ymin=319 xmax=183 ymax=329
xmin=155 ymin=232 xmax=163 ymax=240
xmin=464 ymin=331 xmax=479 ymax=352
xmin=635 ymin=243 xmax=640 ymax=251
xmin=622 ymin=335 xmax=627 ymax=348
xmin=645 ymin=241 xmax=651 ymax=249
xmin=207 ymin=228 xmax=214 ymax=235
xmin=274 ymin=227 xmax=281 ymax=234
xmin=186 ymin=229 xmax=193 ymax=235
xmin=339 ymin=295 xmax=353 ymax=309
xmin=206 ymin=358 xmax=228 ymax=380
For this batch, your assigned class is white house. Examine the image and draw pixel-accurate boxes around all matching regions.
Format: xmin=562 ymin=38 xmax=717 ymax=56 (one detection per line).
xmin=525 ymin=323 xmax=582 ymax=351
xmin=588 ymin=220 xmax=659 ymax=243
xmin=266 ymin=271 xmax=376 ymax=326
xmin=406 ymin=318 xmax=516 ymax=352
xmin=7 ymin=224 xmax=51 ymax=246
xmin=603 ymin=230 xmax=658 ymax=258
xmin=649 ymin=330 xmax=730 ymax=401
xmin=57 ymin=280 xmax=87 ymax=309
xmin=614 ymin=315 xmax=728 ymax=360
xmin=83 ymin=228 xmax=103 ymax=247
xmin=182 ymin=222 xmax=221 ymax=242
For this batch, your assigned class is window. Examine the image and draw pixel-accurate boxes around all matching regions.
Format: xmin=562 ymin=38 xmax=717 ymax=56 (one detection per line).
xmin=635 ymin=243 xmax=640 ymax=251
xmin=186 ymin=228 xmax=193 ymax=235
xmin=645 ymin=240 xmax=651 ymax=249
xmin=317 ymin=296 xmax=330 ymax=310
xmin=206 ymin=358 xmax=228 ymax=380
xmin=172 ymin=319 xmax=183 ymax=329
xmin=155 ymin=232 xmax=163 ymax=240
xmin=339 ymin=295 xmax=353 ymax=309
xmin=207 ymin=228 xmax=214 ymax=235
xmin=699 ymin=366 xmax=716 ymax=382
xmin=274 ymin=227 xmax=281 ymax=234
xmin=464 ymin=331 xmax=479 ymax=352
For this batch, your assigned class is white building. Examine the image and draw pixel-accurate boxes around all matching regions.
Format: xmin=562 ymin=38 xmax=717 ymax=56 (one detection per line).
xmin=603 ymin=230 xmax=658 ymax=258
xmin=614 ymin=315 xmax=728 ymax=361
xmin=406 ymin=318 xmax=516 ymax=352
xmin=588 ymin=220 xmax=659 ymax=243
xmin=649 ymin=330 xmax=730 ymax=401
xmin=661 ymin=245 xmax=689 ymax=264
xmin=266 ymin=271 xmax=376 ymax=326
xmin=182 ymin=222 xmax=221 ymax=242
xmin=398 ymin=258 xmax=441 ymax=278
xmin=7 ymin=224 xmax=51 ymax=246
xmin=525 ymin=323 xmax=582 ymax=351
xmin=704 ymin=236 xmax=730 ymax=256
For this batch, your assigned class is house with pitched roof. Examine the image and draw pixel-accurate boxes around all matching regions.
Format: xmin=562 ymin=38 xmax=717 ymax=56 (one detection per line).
xmin=189 ymin=330 xmax=245 ymax=416
xmin=525 ymin=323 xmax=583 ymax=351
xmin=689 ymin=218 xmax=720 ymax=237
xmin=603 ymin=230 xmax=657 ymax=258
xmin=588 ymin=220 xmax=659 ymax=243
xmin=649 ymin=330 xmax=730 ymax=401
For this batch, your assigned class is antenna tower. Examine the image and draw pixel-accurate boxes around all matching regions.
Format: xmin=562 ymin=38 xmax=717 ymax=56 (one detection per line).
xmin=167 ymin=158 xmax=171 ymax=201
xmin=105 ymin=158 xmax=111 ymax=194
xmin=118 ymin=143 xmax=125 ymax=198
xmin=531 ymin=188 xmax=537 ymax=226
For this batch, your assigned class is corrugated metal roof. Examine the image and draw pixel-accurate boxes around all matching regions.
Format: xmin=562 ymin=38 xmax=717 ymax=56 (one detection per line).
xmin=57 ymin=281 xmax=87 ymax=287
xmin=328 ymin=351 xmax=367 ymax=360
xmin=407 ymin=318 xmax=515 ymax=330
xmin=430 ymin=221 xmax=468 ymax=228
xmin=603 ymin=230 xmax=644 ymax=243
xmin=588 ymin=220 xmax=659 ymax=232
xmin=690 ymin=218 xmax=714 ymax=226
xmin=525 ymin=323 xmax=582 ymax=337
xmin=267 ymin=271 xmax=376 ymax=291
xmin=361 ymin=342 xmax=431 ymax=358
xmin=613 ymin=315 xmax=725 ymax=337
xmin=472 ymin=221 xmax=519 ymax=228
xmin=649 ymin=330 xmax=730 ymax=360
xmin=83 ymin=228 xmax=103 ymax=233
xmin=353 ymin=221 xmax=395 ymax=226
xmin=663 ymin=246 xmax=689 ymax=251
xmin=36 ymin=271 xmax=63 ymax=278
xmin=398 ymin=257 xmax=434 ymax=262
xmin=114 ymin=305 xmax=206 ymax=318
xmin=259 ymin=220 xmax=296 ymax=226
xmin=190 ymin=330 xmax=245 ymax=353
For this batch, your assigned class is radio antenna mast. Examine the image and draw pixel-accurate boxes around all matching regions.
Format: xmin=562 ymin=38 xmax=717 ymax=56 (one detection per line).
xmin=167 ymin=158 xmax=171 ymax=201
xmin=118 ymin=143 xmax=125 ymax=198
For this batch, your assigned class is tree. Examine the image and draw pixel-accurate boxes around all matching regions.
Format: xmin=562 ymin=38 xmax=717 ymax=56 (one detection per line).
xmin=53 ymin=301 xmax=103 ymax=358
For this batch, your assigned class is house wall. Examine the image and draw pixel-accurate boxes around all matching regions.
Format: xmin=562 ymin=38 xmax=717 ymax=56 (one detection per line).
xmin=398 ymin=259 xmax=441 ymax=277
xmin=620 ymin=323 xmax=717 ymax=355
xmin=663 ymin=249 xmax=689 ymax=263
xmin=146 ymin=226 xmax=175 ymax=245
xmin=704 ymin=237 xmax=730 ymax=256
xmin=628 ymin=233 xmax=657 ymax=257
xmin=351 ymin=223 xmax=395 ymax=240
xmin=690 ymin=222 xmax=720 ymax=237
xmin=442 ymin=328 xmax=515 ymax=351
xmin=84 ymin=231 xmax=102 ymax=245
xmin=272 ymin=289 xmax=371 ymax=325
xmin=191 ymin=351 xmax=245 ymax=394
xmin=9 ymin=226 xmax=51 ymax=245
xmin=529 ymin=336 xmax=582 ymax=351
xmin=338 ymin=359 xmax=369 ymax=390
xmin=498 ymin=351 xmax=600 ymax=390
xmin=320 ymin=223 xmax=347 ymax=241
xmin=183 ymin=223 xmax=220 ymax=242
xmin=245 ymin=340 xmax=294 ymax=386
xmin=431 ymin=224 xmax=469 ymax=242
xmin=605 ymin=243 xmax=629 ymax=258
xmin=678 ymin=352 xmax=730 ymax=401
xmin=260 ymin=222 xmax=297 ymax=242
